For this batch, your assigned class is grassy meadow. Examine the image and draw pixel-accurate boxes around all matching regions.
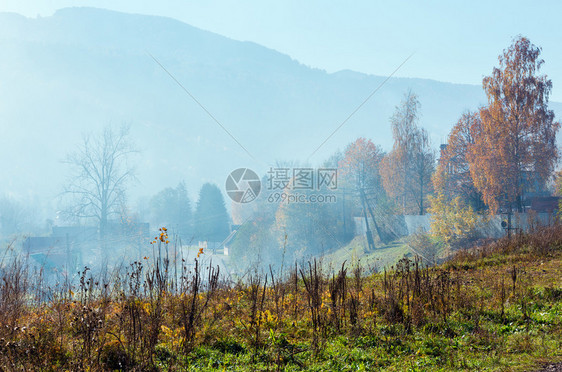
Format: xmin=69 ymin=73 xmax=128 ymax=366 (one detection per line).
xmin=0 ymin=226 xmax=561 ymax=371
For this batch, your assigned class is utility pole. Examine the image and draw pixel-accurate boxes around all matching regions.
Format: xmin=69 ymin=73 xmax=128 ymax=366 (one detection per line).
xmin=342 ymin=187 xmax=347 ymax=238
xmin=362 ymin=189 xmax=388 ymax=244
xmin=501 ymin=206 xmax=517 ymax=238
xmin=360 ymin=188 xmax=376 ymax=251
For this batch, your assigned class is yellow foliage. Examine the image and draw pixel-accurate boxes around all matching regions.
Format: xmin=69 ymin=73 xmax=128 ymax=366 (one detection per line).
xmin=151 ymin=226 xmax=170 ymax=245
xmin=428 ymin=193 xmax=486 ymax=248
xmin=160 ymin=325 xmax=184 ymax=349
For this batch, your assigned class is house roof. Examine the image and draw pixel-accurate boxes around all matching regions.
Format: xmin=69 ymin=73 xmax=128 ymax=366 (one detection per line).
xmin=530 ymin=196 xmax=560 ymax=213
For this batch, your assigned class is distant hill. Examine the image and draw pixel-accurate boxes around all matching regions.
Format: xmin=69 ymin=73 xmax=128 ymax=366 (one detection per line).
xmin=1 ymin=7 xmax=560 ymax=202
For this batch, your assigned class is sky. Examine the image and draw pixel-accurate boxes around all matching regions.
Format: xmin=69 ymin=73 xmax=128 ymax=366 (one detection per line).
xmin=1 ymin=1 xmax=561 ymax=100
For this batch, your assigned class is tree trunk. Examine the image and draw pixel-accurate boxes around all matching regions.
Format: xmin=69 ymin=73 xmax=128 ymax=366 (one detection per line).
xmin=419 ymin=173 xmax=424 ymax=215
xmin=100 ymin=208 xmax=107 ymax=241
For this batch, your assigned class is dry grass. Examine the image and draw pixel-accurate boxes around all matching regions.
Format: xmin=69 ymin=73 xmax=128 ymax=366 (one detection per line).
xmin=0 ymin=225 xmax=561 ymax=370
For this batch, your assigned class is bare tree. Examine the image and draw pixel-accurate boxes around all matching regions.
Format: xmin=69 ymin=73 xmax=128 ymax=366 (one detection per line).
xmin=0 ymin=196 xmax=37 ymax=237
xmin=62 ymin=126 xmax=136 ymax=240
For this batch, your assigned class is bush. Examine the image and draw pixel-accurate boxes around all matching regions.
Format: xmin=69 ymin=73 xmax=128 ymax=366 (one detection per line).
xmin=428 ymin=193 xmax=486 ymax=249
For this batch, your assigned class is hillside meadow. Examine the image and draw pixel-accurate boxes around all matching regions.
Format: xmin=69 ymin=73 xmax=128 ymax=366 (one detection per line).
xmin=0 ymin=225 xmax=561 ymax=371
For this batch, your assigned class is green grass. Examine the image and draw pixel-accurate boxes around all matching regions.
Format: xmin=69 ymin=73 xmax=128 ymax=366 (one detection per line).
xmin=1 ymin=225 xmax=562 ymax=371
xmin=322 ymin=235 xmax=410 ymax=271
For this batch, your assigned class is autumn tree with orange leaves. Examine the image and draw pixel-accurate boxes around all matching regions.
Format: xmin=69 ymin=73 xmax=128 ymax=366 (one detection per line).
xmin=433 ymin=111 xmax=484 ymax=210
xmin=339 ymin=138 xmax=398 ymax=245
xmin=467 ymin=36 xmax=559 ymax=213
xmin=340 ymin=138 xmax=384 ymax=193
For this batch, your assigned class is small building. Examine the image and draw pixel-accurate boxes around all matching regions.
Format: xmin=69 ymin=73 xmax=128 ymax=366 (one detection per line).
xmin=23 ymin=236 xmax=64 ymax=255
xmin=51 ymin=225 xmax=98 ymax=241
xmin=529 ymin=196 xmax=560 ymax=214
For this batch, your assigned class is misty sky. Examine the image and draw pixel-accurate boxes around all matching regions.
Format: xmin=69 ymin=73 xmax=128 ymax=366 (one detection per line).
xmin=2 ymin=0 xmax=561 ymax=101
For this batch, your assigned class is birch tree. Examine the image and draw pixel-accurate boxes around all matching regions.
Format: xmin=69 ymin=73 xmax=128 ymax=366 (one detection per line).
xmin=467 ymin=36 xmax=559 ymax=213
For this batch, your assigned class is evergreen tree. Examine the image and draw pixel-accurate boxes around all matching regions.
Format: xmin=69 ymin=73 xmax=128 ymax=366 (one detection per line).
xmin=194 ymin=183 xmax=230 ymax=242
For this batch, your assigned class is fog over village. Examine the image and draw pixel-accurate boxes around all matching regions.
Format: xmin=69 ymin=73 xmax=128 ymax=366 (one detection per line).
xmin=1 ymin=2 xmax=562 ymax=371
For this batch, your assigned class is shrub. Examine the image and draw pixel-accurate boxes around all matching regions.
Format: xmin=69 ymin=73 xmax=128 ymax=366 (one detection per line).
xmin=428 ymin=193 xmax=486 ymax=249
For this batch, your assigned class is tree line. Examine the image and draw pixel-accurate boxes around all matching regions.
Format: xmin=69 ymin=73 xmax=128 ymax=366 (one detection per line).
xmin=230 ymin=36 xmax=560 ymax=264
xmin=58 ymin=128 xmax=231 ymax=245
xmin=13 ymin=35 xmax=554 ymax=265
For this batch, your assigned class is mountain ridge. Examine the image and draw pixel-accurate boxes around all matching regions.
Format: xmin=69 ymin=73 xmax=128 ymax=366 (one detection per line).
xmin=0 ymin=7 xmax=503 ymax=89
xmin=0 ymin=7 xmax=559 ymax=204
